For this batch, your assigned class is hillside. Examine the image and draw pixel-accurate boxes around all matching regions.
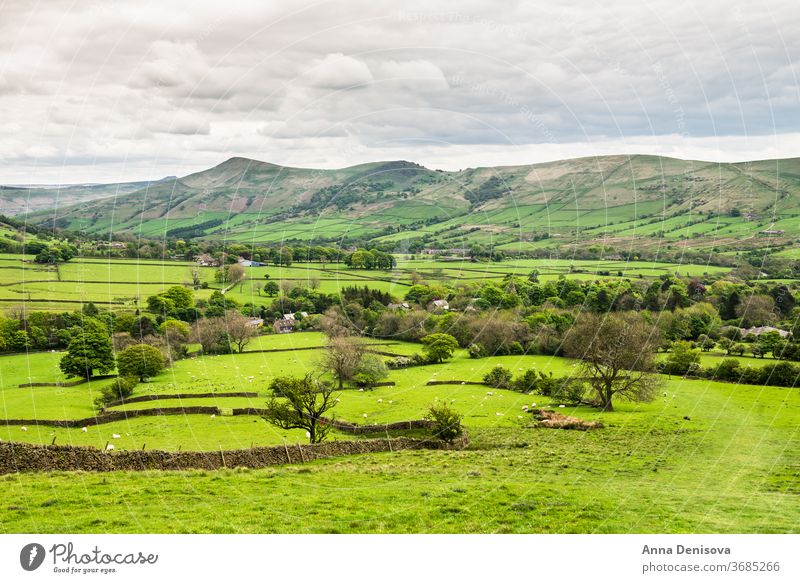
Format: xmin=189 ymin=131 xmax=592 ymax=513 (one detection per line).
xmin=18 ymin=155 xmax=800 ymax=252
xmin=0 ymin=179 xmax=174 ymax=216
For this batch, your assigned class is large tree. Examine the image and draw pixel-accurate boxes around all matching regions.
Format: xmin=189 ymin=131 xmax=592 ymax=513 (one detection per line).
xmin=321 ymin=336 xmax=364 ymax=389
xmin=59 ymin=320 xmax=115 ymax=379
xmin=223 ymin=309 xmax=257 ymax=353
xmin=563 ymin=313 xmax=663 ymax=411
xmin=190 ymin=317 xmax=230 ymax=354
xmin=421 ymin=333 xmax=459 ymax=364
xmin=262 ymin=375 xmax=337 ymax=443
xmin=116 ymin=344 xmax=165 ymax=381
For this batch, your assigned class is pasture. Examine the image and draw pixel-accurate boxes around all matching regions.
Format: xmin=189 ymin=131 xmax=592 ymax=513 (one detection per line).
xmin=0 ymin=253 xmax=736 ymax=312
xmin=0 ymin=330 xmax=798 ymax=533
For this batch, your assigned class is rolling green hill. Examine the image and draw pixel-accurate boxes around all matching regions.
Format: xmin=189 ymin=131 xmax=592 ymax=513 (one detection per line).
xmin=18 ymin=155 xmax=800 ymax=251
xmin=0 ymin=178 xmax=174 ymax=216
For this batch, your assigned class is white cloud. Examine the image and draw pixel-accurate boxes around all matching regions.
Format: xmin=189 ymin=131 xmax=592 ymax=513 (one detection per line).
xmin=305 ymin=53 xmax=374 ymax=89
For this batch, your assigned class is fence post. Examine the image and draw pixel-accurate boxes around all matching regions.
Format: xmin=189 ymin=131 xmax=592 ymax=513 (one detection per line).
xmin=282 ymin=438 xmax=291 ymax=463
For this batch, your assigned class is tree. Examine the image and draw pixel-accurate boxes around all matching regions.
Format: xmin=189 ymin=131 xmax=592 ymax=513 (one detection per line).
xmin=190 ymin=317 xmax=230 ymax=354
xmin=353 ymin=353 xmax=389 ymax=388
xmin=116 ymin=344 xmax=165 ymax=381
xmin=757 ymin=331 xmax=783 ymax=358
xmin=563 ymin=313 xmax=663 ymax=411
xmin=59 ymin=321 xmax=115 ymax=379
xmin=261 ymin=375 xmax=337 ymax=443
xmin=264 ymin=281 xmax=279 ymax=296
xmin=421 ymin=333 xmax=459 ymax=364
xmin=223 ymin=309 xmax=257 ymax=353
xmin=735 ymin=294 xmax=777 ymax=327
xmin=321 ymin=336 xmax=364 ymax=389
xmin=227 ymin=263 xmax=246 ymax=285
xmin=663 ymin=341 xmax=701 ymax=376
xmin=696 ymin=334 xmax=715 ymax=352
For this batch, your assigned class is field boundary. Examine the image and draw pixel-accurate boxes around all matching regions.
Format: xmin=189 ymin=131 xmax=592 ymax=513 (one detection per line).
xmin=0 ymin=433 xmax=469 ymax=473
xmin=425 ymin=380 xmax=488 ymax=386
xmin=103 ymin=391 xmax=259 ymax=408
xmin=19 ymin=374 xmax=116 ymax=388
xmin=0 ymin=409 xmax=431 ymax=433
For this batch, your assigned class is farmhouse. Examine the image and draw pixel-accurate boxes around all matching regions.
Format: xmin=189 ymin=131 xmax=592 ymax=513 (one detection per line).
xmin=387 ymin=302 xmax=410 ymax=310
xmin=195 ymin=253 xmax=220 ymax=267
xmin=740 ymin=325 xmax=791 ymax=338
xmin=273 ymin=314 xmax=296 ymax=334
xmin=238 ymin=258 xmax=266 ymax=267
xmin=272 ymin=313 xmax=308 ymax=333
xmin=247 ymin=318 xmax=264 ymax=328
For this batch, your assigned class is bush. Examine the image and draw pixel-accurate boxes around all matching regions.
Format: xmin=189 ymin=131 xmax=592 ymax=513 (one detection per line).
xmin=662 ymin=341 xmax=701 ymax=376
xmin=95 ymin=376 xmax=138 ymax=408
xmin=426 ymin=402 xmax=463 ymax=442
xmin=483 ymin=365 xmax=513 ymax=389
xmin=468 ymin=343 xmax=484 ymax=359
xmin=550 ymin=378 xmax=587 ymax=404
xmin=708 ymin=358 xmax=741 ymax=381
xmin=386 ymin=356 xmax=414 ymax=369
xmin=512 ymin=369 xmax=542 ymax=393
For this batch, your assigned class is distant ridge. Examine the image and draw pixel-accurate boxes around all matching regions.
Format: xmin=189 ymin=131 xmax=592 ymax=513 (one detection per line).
xmin=10 ymin=154 xmax=800 ymax=251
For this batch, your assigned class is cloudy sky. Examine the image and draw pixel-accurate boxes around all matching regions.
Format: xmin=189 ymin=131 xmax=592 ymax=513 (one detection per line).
xmin=1 ymin=0 xmax=798 ymax=183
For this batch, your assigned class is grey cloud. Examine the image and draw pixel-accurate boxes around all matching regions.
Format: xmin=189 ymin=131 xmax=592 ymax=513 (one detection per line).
xmin=0 ymin=0 xmax=798 ymax=183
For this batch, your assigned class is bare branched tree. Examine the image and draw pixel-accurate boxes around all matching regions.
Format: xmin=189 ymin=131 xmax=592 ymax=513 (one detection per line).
xmin=563 ymin=312 xmax=663 ymax=411
xmin=320 ymin=336 xmax=364 ymax=389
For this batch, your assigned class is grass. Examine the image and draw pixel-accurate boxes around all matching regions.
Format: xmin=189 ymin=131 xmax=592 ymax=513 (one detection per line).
xmin=0 ymin=253 xmax=736 ymax=311
xmin=0 ymin=330 xmax=798 ymax=533
xmin=2 ymin=372 xmax=798 ymax=533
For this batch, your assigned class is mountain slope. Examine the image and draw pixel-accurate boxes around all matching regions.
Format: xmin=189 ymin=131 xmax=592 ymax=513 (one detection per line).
xmin=19 ymin=155 xmax=800 ymax=251
xmin=0 ymin=179 xmax=174 ymax=216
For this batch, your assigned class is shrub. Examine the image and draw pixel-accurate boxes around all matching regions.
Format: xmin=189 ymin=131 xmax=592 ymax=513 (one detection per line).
xmin=386 ymin=356 xmax=413 ymax=369
xmin=468 ymin=343 xmax=484 ymax=359
xmin=709 ymin=358 xmax=741 ymax=381
xmin=426 ymin=402 xmax=463 ymax=442
xmin=512 ymin=369 xmax=542 ymax=393
xmin=550 ymin=378 xmax=587 ymax=404
xmin=483 ymin=365 xmax=513 ymax=389
xmin=95 ymin=375 xmax=138 ymax=408
xmin=662 ymin=341 xmax=701 ymax=376
xmin=353 ymin=354 xmax=389 ymax=388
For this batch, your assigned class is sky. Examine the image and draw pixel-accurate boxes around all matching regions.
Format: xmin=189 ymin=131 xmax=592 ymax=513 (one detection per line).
xmin=0 ymin=0 xmax=798 ymax=184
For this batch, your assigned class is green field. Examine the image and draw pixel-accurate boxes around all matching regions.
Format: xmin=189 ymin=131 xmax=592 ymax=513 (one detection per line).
xmin=0 ymin=254 xmax=737 ymax=311
xmin=0 ymin=329 xmax=798 ymax=533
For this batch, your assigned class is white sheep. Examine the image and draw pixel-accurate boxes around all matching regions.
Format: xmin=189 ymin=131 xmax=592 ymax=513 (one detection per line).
xmin=105 ymin=444 xmax=115 ymax=451
xmin=20 ymin=426 xmax=27 ymax=432
xmin=112 ymin=434 xmax=121 ymax=439
xmin=81 ymin=427 xmax=88 ymax=433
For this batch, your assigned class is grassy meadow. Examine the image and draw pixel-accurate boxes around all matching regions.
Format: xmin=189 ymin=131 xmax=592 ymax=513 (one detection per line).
xmin=0 ymin=329 xmax=798 ymax=533
xmin=0 ymin=253 xmax=734 ymax=311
